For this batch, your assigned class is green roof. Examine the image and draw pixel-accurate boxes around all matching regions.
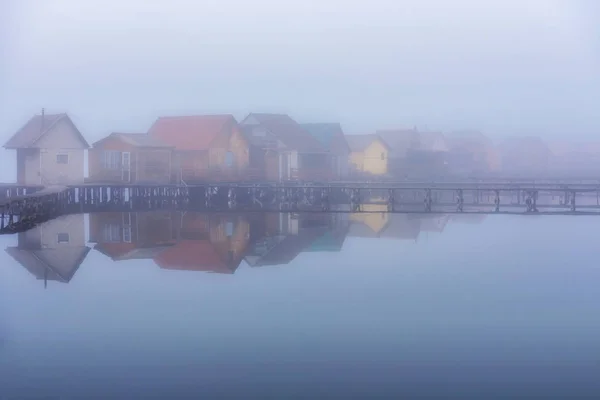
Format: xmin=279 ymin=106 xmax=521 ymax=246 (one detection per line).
xmin=305 ymin=231 xmax=343 ymax=252
xmin=301 ymin=123 xmax=343 ymax=149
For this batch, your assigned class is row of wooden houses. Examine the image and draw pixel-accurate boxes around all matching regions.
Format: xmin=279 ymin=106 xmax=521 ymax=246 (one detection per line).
xmin=4 ymin=110 xmax=598 ymax=185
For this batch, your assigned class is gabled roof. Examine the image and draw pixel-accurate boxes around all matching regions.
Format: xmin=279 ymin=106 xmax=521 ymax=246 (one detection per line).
xmin=92 ymin=132 xmax=173 ymax=148
xmin=379 ymin=214 xmax=421 ymax=240
xmin=247 ymin=227 xmax=326 ymax=267
xmin=498 ymin=136 xmax=550 ymax=154
xmin=4 ymin=113 xmax=90 ymax=149
xmin=153 ymin=240 xmax=241 ymax=274
xmin=240 ymin=113 xmax=324 ymax=152
xmin=303 ymin=229 xmax=347 ymax=252
xmin=346 ymin=134 xmax=388 ymax=152
xmin=446 ymin=130 xmax=493 ymax=152
xmin=5 ymin=246 xmax=90 ymax=284
xmin=546 ymin=141 xmax=600 ymax=157
xmin=375 ymin=129 xmax=420 ymax=153
xmin=419 ymin=131 xmax=447 ymax=152
xmin=147 ymin=114 xmax=237 ymax=151
xmin=300 ymin=123 xmax=350 ymax=154
xmin=95 ymin=242 xmax=174 ymax=261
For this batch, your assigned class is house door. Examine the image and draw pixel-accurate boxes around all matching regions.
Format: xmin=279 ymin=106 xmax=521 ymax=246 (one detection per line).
xmin=279 ymin=153 xmax=290 ymax=181
xmin=121 ymin=152 xmax=131 ymax=182
xmin=122 ymin=212 xmax=132 ymax=243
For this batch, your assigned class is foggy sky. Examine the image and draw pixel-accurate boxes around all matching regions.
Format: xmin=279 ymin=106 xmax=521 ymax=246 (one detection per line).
xmin=1 ymin=0 xmax=599 ymax=181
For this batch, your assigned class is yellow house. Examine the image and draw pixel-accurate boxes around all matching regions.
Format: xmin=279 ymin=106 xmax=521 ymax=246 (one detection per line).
xmin=346 ymin=134 xmax=390 ymax=176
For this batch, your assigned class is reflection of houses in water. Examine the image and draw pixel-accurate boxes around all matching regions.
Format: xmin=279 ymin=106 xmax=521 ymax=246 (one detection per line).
xmin=90 ymin=211 xmax=176 ymax=261
xmin=154 ymin=213 xmax=249 ymax=274
xmin=418 ymin=214 xmax=451 ymax=233
xmin=6 ymin=214 xmax=90 ymax=287
xmin=244 ymin=213 xmax=342 ymax=266
xmin=348 ymin=204 xmax=390 ymax=237
xmin=348 ymin=207 xmax=450 ymax=240
xmin=448 ymin=214 xmax=487 ymax=225
xmin=379 ymin=214 xmax=421 ymax=241
xmin=90 ymin=211 xmax=250 ymax=274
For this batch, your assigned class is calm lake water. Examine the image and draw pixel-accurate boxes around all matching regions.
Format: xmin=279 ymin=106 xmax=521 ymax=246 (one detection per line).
xmin=1 ymin=211 xmax=599 ymax=399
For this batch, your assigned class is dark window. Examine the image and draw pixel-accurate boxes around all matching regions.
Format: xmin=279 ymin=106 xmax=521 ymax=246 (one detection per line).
xmin=56 ymin=154 xmax=69 ymax=164
xmin=57 ymin=233 xmax=70 ymax=243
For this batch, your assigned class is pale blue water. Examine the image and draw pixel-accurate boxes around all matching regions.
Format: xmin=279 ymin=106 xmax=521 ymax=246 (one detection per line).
xmin=0 ymin=213 xmax=599 ymax=398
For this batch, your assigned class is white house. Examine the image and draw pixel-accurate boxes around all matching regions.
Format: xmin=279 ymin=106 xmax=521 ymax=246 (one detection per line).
xmin=3 ymin=110 xmax=89 ymax=185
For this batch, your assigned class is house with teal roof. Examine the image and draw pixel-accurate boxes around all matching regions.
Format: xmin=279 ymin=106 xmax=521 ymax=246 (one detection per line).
xmin=301 ymin=123 xmax=350 ymax=180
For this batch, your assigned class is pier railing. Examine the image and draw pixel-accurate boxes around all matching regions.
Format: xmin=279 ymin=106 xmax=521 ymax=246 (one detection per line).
xmin=3 ymin=182 xmax=600 ymax=234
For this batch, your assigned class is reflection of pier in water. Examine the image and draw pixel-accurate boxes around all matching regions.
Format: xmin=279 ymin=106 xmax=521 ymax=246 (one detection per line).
xmin=5 ymin=210 xmax=487 ymax=284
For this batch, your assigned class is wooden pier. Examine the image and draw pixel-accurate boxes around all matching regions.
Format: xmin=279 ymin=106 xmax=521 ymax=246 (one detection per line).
xmin=3 ymin=182 xmax=600 ymax=234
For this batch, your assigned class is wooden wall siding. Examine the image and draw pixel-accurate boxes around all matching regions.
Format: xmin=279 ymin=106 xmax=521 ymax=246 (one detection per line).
xmin=210 ymin=215 xmax=250 ymax=266
xmin=89 ymin=212 xmax=139 ymax=244
xmin=293 ymin=153 xmax=335 ymax=181
xmin=88 ymin=148 xmax=137 ymax=183
xmin=176 ymin=130 xmax=251 ymax=183
xmin=136 ymin=212 xmax=174 ymax=245
xmin=33 ymin=118 xmax=87 ymax=185
xmin=136 ymin=150 xmax=171 ymax=184
xmin=89 ymin=145 xmax=171 ymax=184
xmin=16 ymin=149 xmax=29 ymax=184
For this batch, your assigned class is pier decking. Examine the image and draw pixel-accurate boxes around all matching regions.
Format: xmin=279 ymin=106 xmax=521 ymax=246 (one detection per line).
xmin=2 ymin=181 xmax=600 ymax=234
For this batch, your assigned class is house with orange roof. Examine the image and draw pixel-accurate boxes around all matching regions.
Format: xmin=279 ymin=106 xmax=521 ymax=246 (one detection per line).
xmin=239 ymin=113 xmax=335 ymax=181
xmin=148 ymin=114 xmax=251 ymax=183
xmin=88 ymin=132 xmax=173 ymax=184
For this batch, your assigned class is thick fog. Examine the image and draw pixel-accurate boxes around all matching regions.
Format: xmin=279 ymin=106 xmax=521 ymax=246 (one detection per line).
xmin=1 ymin=0 xmax=599 ymax=182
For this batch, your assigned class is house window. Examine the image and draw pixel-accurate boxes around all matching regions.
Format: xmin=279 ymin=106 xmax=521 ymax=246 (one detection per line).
xmin=56 ymin=154 xmax=69 ymax=164
xmin=102 ymin=223 xmax=121 ymax=242
xmin=57 ymin=233 xmax=70 ymax=243
xmin=225 ymin=221 xmax=234 ymax=237
xmin=102 ymin=151 xmax=121 ymax=169
xmin=381 ymin=153 xmax=385 ymax=160
xmin=225 ymin=151 xmax=234 ymax=167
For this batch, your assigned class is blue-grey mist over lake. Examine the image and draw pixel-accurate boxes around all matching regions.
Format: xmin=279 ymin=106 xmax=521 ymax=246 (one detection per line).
xmin=1 ymin=211 xmax=599 ymax=398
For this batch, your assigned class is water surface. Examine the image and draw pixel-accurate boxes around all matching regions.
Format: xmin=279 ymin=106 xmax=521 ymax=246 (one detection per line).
xmin=0 ymin=212 xmax=598 ymax=398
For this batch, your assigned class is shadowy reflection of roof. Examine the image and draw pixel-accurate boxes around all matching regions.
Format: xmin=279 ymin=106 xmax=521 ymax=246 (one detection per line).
xmin=154 ymin=240 xmax=240 ymax=274
xmin=6 ymin=247 xmax=90 ymax=283
xmin=95 ymin=243 xmax=174 ymax=261
xmin=247 ymin=228 xmax=327 ymax=267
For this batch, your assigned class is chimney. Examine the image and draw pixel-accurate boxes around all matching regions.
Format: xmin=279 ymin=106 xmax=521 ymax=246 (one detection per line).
xmin=41 ymin=108 xmax=45 ymax=131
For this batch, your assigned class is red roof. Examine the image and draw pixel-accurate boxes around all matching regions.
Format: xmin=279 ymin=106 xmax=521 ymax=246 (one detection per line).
xmin=153 ymin=240 xmax=235 ymax=274
xmin=147 ymin=115 xmax=236 ymax=151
